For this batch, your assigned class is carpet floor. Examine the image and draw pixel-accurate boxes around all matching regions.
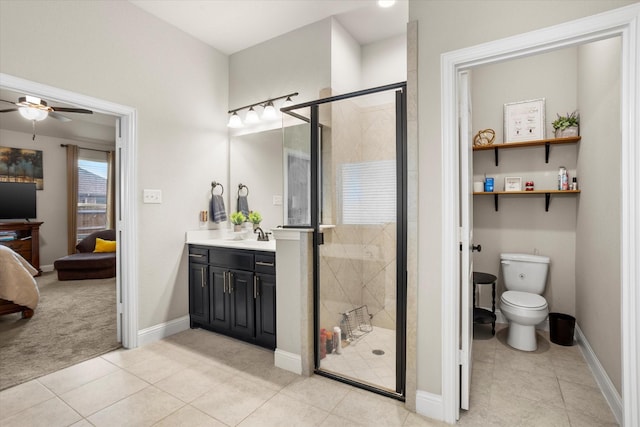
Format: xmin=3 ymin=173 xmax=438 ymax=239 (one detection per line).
xmin=0 ymin=272 xmax=120 ymax=391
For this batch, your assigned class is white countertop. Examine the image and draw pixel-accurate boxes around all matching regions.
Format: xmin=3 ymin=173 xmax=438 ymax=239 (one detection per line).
xmin=185 ymin=229 xmax=276 ymax=252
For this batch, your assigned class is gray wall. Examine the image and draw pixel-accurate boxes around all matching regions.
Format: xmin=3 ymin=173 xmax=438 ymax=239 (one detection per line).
xmin=0 ymin=0 xmax=230 ymax=330
xmin=576 ymin=36 xmax=622 ymax=394
xmin=410 ymin=0 xmax=634 ymax=397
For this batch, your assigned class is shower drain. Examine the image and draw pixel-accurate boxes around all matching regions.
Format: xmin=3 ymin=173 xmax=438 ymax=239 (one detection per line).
xmin=372 ymin=349 xmax=385 ymax=356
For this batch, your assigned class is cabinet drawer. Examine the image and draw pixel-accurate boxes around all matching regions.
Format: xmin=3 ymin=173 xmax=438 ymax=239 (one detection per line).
xmin=209 ymin=248 xmax=254 ymax=271
xmin=188 ymin=246 xmax=209 ymax=264
xmin=254 ymin=253 xmax=275 ymax=274
xmin=2 ymin=239 xmax=31 ymax=252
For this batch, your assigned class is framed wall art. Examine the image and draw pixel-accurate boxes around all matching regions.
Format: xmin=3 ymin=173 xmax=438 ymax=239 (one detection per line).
xmin=0 ymin=146 xmax=44 ymax=189
xmin=504 ymin=176 xmax=522 ymax=192
xmin=503 ymin=98 xmax=545 ymax=143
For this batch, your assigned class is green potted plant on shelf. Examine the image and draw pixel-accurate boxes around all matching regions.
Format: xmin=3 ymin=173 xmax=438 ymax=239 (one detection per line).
xmin=248 ymin=211 xmax=262 ymax=231
xmin=552 ymin=111 xmax=580 ymax=138
xmin=230 ymin=211 xmax=246 ymax=232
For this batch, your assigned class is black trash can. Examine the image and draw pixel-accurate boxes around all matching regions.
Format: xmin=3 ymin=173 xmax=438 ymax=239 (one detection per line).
xmin=549 ymin=312 xmax=575 ymax=346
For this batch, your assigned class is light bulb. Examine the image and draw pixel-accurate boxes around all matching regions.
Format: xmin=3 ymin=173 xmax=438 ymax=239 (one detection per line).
xmin=18 ymin=107 xmax=48 ymax=121
xmin=244 ymin=107 xmax=260 ymax=124
xmin=262 ymin=102 xmax=277 ymax=120
xmin=227 ymin=112 xmax=243 ymax=128
xmin=378 ymin=0 xmax=396 ymax=7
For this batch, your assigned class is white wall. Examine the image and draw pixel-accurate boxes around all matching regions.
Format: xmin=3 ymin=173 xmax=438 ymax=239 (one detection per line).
xmin=471 ymin=47 xmax=579 ymax=315
xmin=362 ymin=34 xmax=407 ymax=89
xmin=576 ymin=36 xmax=622 ymax=394
xmin=330 ymin=18 xmax=362 ymax=94
xmin=410 ymin=0 xmax=635 ymax=398
xmin=0 ymin=129 xmax=115 ymax=267
xmin=0 ymin=0 xmax=229 ymax=330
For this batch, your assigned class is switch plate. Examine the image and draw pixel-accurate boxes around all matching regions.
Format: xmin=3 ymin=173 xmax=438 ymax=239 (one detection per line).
xmin=272 ymin=195 xmax=283 ymax=206
xmin=143 ymin=189 xmax=162 ymax=204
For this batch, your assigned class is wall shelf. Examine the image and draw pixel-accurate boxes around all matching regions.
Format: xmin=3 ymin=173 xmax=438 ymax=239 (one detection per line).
xmin=473 ymin=136 xmax=581 ymax=166
xmin=473 ymin=190 xmax=581 ymax=212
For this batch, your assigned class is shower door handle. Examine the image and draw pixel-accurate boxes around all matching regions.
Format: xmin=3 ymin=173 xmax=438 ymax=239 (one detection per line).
xmin=472 ymin=244 xmax=482 ymax=252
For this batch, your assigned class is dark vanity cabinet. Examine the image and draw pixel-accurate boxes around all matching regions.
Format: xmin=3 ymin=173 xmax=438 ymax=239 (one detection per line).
xmin=188 ymin=245 xmax=276 ymax=350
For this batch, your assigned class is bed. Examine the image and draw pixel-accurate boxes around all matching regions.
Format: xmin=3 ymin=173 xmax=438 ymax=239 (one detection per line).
xmin=0 ymin=244 xmax=39 ymax=318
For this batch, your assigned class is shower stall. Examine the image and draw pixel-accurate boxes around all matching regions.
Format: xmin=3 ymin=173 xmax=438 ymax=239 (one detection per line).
xmin=282 ymin=82 xmax=407 ymax=399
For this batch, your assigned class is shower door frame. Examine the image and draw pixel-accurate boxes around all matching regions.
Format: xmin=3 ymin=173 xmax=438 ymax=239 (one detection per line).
xmin=284 ymin=82 xmax=408 ymax=400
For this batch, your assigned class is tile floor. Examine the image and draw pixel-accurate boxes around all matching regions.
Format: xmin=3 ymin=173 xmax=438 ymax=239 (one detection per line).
xmin=0 ymin=324 xmax=617 ymax=426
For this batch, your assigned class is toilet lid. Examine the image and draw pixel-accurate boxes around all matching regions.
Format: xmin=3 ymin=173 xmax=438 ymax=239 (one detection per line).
xmin=501 ymin=291 xmax=547 ymax=309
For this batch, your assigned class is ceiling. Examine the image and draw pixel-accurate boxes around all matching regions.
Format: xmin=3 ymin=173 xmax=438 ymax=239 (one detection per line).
xmin=0 ymin=1 xmax=407 ymax=145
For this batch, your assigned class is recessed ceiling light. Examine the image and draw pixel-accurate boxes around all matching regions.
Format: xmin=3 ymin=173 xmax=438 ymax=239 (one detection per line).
xmin=378 ymin=0 xmax=396 ymax=8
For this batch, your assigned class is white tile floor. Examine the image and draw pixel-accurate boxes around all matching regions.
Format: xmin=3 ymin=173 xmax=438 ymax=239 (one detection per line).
xmin=0 ymin=324 xmax=617 ymax=426
xmin=320 ymin=326 xmax=396 ymax=391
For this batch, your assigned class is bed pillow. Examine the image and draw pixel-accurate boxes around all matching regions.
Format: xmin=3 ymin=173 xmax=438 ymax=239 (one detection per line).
xmin=94 ymin=238 xmax=116 ymax=253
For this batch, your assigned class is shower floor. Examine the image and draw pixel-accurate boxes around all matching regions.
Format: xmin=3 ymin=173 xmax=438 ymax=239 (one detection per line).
xmin=320 ymin=325 xmax=396 ymax=391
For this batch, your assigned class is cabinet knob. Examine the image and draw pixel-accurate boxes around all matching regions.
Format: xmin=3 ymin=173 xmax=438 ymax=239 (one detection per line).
xmin=472 ymin=244 xmax=482 ymax=252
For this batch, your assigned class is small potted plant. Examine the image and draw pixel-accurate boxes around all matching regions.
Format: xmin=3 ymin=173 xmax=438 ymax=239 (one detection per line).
xmin=230 ymin=211 xmax=246 ymax=232
xmin=552 ymin=111 xmax=580 ymax=138
xmin=248 ymin=211 xmax=262 ymax=230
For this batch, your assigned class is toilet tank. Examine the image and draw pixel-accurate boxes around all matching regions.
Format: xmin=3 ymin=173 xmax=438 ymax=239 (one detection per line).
xmin=500 ymin=253 xmax=550 ymax=294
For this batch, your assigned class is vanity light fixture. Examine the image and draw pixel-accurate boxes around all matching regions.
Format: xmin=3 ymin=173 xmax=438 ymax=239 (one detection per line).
xmin=227 ymin=92 xmax=298 ymax=128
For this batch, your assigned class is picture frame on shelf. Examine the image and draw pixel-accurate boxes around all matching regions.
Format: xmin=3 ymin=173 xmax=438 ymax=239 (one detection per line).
xmin=504 ymin=176 xmax=522 ymax=192
xmin=503 ymin=98 xmax=545 ymax=143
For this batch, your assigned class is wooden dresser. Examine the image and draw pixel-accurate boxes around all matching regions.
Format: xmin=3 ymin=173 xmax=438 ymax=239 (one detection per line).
xmin=0 ymin=221 xmax=43 ymax=274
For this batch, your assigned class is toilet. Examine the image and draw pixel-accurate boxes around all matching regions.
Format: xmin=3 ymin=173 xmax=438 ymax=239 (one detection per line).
xmin=500 ymin=253 xmax=550 ymax=351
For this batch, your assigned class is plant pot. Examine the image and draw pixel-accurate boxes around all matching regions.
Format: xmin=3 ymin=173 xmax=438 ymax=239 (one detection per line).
xmin=555 ymin=126 xmax=579 ymax=138
xmin=233 ymin=224 xmax=242 ymax=232
xmin=252 ymin=223 xmax=261 ymax=231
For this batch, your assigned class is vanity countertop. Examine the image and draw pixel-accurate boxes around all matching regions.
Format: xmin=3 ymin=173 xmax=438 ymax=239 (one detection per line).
xmin=185 ymin=229 xmax=275 ymax=252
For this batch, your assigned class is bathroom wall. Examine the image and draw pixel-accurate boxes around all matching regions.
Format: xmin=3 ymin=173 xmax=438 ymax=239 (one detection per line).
xmin=410 ymin=0 xmax=634 ymax=401
xmin=576 ymin=36 xmax=622 ymax=394
xmin=471 ymin=47 xmax=579 ymax=315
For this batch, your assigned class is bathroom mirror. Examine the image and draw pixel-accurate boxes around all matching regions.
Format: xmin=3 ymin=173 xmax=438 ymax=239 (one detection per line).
xmin=229 ymin=128 xmax=284 ymax=230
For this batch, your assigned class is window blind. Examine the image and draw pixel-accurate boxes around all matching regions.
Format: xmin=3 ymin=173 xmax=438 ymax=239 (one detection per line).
xmin=341 ymin=160 xmax=396 ymax=224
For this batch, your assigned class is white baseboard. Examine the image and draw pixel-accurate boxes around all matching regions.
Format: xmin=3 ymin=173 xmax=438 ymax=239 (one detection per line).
xmin=274 ymin=348 xmax=302 ymax=375
xmin=415 ymin=390 xmax=445 ymax=423
xmin=137 ymin=315 xmax=190 ymax=346
xmin=575 ymin=324 xmax=622 ymax=425
xmin=41 ymin=264 xmax=54 ymax=272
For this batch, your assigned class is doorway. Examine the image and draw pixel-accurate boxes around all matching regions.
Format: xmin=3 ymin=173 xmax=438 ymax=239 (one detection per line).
xmin=0 ymin=73 xmax=139 ymax=349
xmin=440 ymin=6 xmax=640 ymax=425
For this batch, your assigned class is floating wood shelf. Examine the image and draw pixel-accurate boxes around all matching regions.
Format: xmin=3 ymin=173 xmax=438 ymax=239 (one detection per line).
xmin=473 ymin=190 xmax=581 ymax=211
xmin=473 ymin=136 xmax=581 ymax=165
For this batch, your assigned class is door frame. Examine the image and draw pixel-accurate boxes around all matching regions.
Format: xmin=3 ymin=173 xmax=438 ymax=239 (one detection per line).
xmin=0 ymin=73 xmax=139 ymax=349
xmin=440 ymin=4 xmax=639 ymax=425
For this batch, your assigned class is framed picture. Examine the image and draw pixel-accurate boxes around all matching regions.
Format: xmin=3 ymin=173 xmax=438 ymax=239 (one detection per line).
xmin=504 ymin=176 xmax=522 ymax=192
xmin=503 ymin=98 xmax=545 ymax=143
xmin=0 ymin=146 xmax=44 ymax=189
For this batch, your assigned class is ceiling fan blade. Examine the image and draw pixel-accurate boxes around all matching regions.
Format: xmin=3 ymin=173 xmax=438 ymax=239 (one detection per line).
xmin=0 ymin=108 xmax=18 ymax=113
xmin=50 ymin=106 xmax=93 ymax=114
xmin=49 ymin=111 xmax=72 ymax=122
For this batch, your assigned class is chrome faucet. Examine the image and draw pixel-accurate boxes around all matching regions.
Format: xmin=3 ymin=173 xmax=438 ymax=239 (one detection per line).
xmin=254 ymin=227 xmax=270 ymax=241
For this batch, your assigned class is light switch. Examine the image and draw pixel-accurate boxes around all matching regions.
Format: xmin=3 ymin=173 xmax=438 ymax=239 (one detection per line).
xmin=272 ymin=195 xmax=283 ymax=206
xmin=143 ymin=189 xmax=162 ymax=204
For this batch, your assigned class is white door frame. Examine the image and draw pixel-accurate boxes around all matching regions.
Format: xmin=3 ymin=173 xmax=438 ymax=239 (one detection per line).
xmin=440 ymin=4 xmax=639 ymax=426
xmin=0 ymin=73 xmax=139 ymax=349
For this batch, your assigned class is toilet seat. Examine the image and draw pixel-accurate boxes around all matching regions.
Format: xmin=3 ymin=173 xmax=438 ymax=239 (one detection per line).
xmin=501 ymin=291 xmax=547 ymax=309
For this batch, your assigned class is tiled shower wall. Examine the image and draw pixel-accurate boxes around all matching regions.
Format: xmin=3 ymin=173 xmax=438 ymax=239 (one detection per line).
xmin=319 ymin=96 xmax=397 ymax=333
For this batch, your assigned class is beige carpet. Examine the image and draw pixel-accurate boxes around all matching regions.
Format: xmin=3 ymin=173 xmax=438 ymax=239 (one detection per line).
xmin=0 ymin=272 xmax=120 ymax=391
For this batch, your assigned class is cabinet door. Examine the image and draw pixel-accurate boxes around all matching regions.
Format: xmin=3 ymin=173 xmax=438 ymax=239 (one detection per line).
xmin=255 ymin=273 xmax=276 ymax=349
xmin=228 ymin=270 xmax=255 ymax=340
xmin=189 ymin=263 xmax=209 ymax=327
xmin=209 ymin=266 xmax=230 ymax=331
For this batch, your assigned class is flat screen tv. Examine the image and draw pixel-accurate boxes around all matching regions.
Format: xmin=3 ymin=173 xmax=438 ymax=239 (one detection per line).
xmin=0 ymin=182 xmax=37 ymax=220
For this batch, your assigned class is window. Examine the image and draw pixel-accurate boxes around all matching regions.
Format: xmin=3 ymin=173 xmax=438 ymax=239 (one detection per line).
xmin=77 ymin=150 xmax=108 ymax=241
xmin=341 ymin=160 xmax=396 ymax=225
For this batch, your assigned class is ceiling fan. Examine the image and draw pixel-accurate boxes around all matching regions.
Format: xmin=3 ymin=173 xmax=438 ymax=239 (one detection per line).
xmin=0 ymin=95 xmax=93 ymax=123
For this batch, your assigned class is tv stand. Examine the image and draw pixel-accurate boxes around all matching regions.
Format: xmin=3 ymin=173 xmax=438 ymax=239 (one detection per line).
xmin=0 ymin=221 xmax=43 ymax=275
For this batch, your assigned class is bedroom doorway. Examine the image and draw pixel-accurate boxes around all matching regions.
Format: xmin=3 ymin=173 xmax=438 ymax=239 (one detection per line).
xmin=0 ymin=73 xmax=138 ymax=351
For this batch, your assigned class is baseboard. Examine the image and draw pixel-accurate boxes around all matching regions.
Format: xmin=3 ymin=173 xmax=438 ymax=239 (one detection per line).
xmin=415 ymin=390 xmax=444 ymax=422
xmin=41 ymin=264 xmax=54 ymax=272
xmin=575 ymin=324 xmax=623 ymax=425
xmin=274 ymin=348 xmax=302 ymax=375
xmin=137 ymin=315 xmax=190 ymax=346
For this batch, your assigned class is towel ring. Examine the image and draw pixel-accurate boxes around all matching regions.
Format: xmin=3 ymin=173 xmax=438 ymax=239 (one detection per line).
xmin=238 ymin=183 xmax=249 ymax=197
xmin=211 ymin=181 xmax=224 ymax=196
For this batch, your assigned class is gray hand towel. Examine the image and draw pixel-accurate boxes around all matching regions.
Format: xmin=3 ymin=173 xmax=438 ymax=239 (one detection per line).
xmin=237 ymin=195 xmax=249 ymax=218
xmin=210 ymin=195 xmax=227 ymax=223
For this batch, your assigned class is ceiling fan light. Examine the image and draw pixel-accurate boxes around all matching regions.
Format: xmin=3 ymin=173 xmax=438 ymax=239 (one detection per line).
xmin=262 ymin=102 xmax=277 ymax=121
xmin=18 ymin=106 xmax=48 ymax=121
xmin=244 ymin=107 xmax=260 ymax=124
xmin=378 ymin=0 xmax=396 ymax=7
xmin=227 ymin=111 xmax=243 ymax=128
